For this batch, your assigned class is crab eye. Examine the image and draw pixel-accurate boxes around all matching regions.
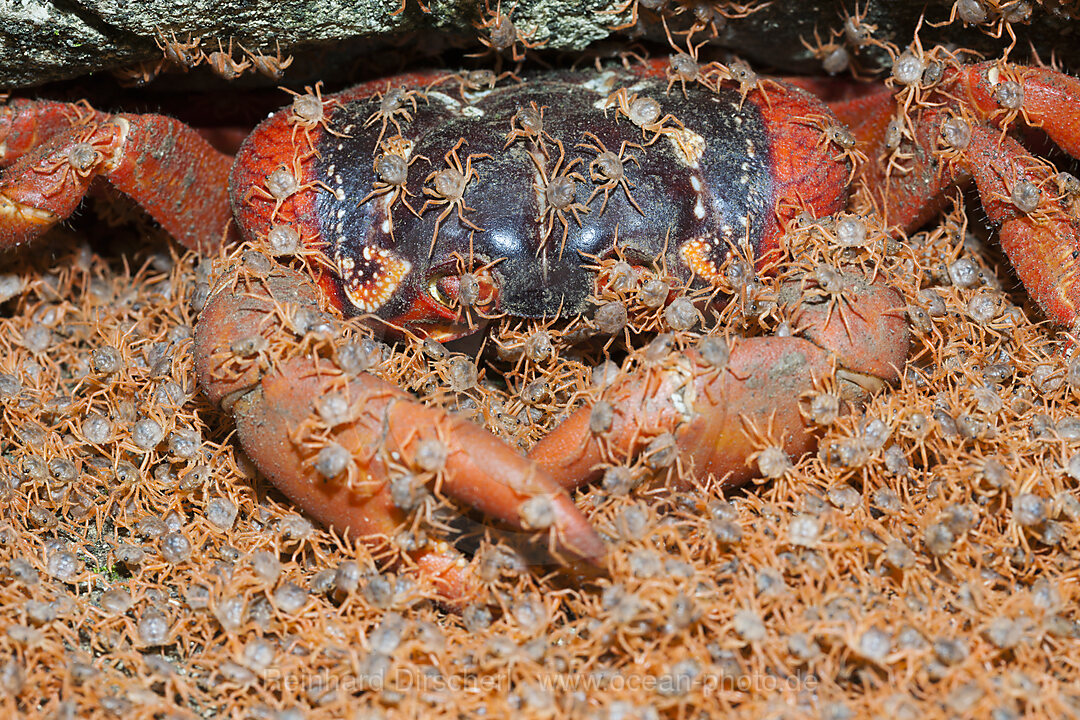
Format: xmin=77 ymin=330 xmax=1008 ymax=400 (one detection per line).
xmin=427 ymin=275 xmax=452 ymax=307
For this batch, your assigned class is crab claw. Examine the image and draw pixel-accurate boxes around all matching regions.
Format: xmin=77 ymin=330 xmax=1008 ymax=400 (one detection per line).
xmin=193 ymin=263 xmax=605 ymax=599
xmin=530 ymin=272 xmax=910 ymax=490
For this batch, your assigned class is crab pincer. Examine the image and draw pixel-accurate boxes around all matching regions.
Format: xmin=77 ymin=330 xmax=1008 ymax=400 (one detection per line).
xmin=193 ymin=264 xmax=606 ymax=597
xmin=531 ymin=272 xmax=911 ymax=491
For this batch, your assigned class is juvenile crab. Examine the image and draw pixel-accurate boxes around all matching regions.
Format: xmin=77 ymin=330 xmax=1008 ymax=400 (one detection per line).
xmin=4 ymin=57 xmax=1080 ymax=598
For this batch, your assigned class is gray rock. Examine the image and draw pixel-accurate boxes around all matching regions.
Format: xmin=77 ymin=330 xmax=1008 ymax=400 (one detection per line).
xmin=2 ymin=1 xmax=1078 ymax=89
xmin=0 ymin=0 xmax=624 ymax=88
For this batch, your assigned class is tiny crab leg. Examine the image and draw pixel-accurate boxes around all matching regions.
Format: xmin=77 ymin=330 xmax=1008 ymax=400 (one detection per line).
xmin=0 ymin=100 xmax=231 ymax=252
xmin=530 ymin=274 xmax=909 ymax=489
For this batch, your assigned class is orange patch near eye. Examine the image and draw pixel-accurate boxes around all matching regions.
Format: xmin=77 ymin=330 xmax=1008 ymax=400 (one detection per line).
xmin=679 ymin=236 xmax=725 ymax=283
xmin=338 ymin=246 xmax=412 ymax=312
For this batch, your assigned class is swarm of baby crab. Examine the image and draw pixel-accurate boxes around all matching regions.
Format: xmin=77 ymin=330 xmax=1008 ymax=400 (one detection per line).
xmin=0 ymin=71 xmax=1053 ymax=720
xmin=8 ymin=12 xmax=1080 ymax=720
xmin=5 ymin=180 xmax=1080 ymax=719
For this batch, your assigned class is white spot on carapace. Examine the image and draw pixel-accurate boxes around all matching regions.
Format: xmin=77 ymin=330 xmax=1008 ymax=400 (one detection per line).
xmin=689 ymin=175 xmax=703 ymax=192
xmin=679 ymin=236 xmax=723 ymax=282
xmin=744 ymin=138 xmax=755 ymax=158
xmin=667 ymin=127 xmax=706 ymax=167
xmin=375 ymin=191 xmax=396 ymax=229
xmin=583 ymin=71 xmax=618 ymax=96
xmin=528 ymin=149 xmax=548 ymax=216
xmin=427 ymin=91 xmax=461 ymax=110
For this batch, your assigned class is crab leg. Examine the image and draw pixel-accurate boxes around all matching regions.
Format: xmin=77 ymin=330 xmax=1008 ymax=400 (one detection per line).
xmin=947 ymin=122 xmax=1080 ymax=330
xmin=530 ymin=273 xmax=910 ymax=490
xmin=827 ymin=63 xmax=1080 ymax=330
xmin=946 ymin=64 xmax=1080 ymax=329
xmin=0 ymin=100 xmax=231 ymax=252
xmin=193 ymin=264 xmax=605 ymax=599
xmin=952 ymin=62 xmax=1080 ymax=158
xmin=0 ymin=99 xmax=88 ymax=167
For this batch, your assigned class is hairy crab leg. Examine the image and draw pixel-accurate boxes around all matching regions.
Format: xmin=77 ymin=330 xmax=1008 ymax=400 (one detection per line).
xmin=193 ymin=263 xmax=606 ymax=598
xmin=530 ymin=273 xmax=910 ymax=490
xmin=0 ymin=100 xmax=231 ymax=252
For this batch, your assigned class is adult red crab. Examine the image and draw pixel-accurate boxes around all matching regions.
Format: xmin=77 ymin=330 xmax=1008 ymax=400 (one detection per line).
xmin=2 ymin=56 xmax=1078 ymax=598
